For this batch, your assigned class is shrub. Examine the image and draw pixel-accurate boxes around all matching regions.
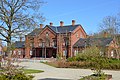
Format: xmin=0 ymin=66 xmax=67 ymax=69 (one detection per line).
xmin=0 ymin=58 xmax=34 ymax=80
xmin=67 ymin=57 xmax=76 ymax=62
xmin=0 ymin=71 xmax=34 ymax=80
xmin=80 ymin=74 xmax=107 ymax=80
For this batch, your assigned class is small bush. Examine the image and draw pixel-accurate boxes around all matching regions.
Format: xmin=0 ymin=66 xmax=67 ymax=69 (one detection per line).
xmin=67 ymin=57 xmax=76 ymax=62
xmin=80 ymin=74 xmax=107 ymax=80
xmin=0 ymin=57 xmax=34 ymax=80
xmin=0 ymin=72 xmax=34 ymax=80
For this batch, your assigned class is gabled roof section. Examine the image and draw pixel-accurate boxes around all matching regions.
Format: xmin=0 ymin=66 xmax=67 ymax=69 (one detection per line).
xmin=14 ymin=41 xmax=25 ymax=48
xmin=48 ymin=24 xmax=81 ymax=33
xmin=73 ymin=38 xmax=113 ymax=47
xmin=27 ymin=28 xmax=43 ymax=36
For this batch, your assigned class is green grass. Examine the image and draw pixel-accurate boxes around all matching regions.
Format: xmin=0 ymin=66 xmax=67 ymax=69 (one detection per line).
xmin=0 ymin=69 xmax=44 ymax=74
xmin=23 ymin=69 xmax=44 ymax=74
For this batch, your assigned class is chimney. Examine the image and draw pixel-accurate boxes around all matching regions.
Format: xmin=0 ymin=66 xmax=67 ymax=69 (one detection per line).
xmin=40 ymin=24 xmax=43 ymax=29
xmin=50 ymin=22 xmax=53 ymax=26
xmin=60 ymin=21 xmax=64 ymax=27
xmin=72 ymin=20 xmax=75 ymax=26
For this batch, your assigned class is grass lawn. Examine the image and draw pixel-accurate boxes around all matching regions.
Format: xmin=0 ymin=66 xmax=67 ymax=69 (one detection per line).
xmin=23 ymin=69 xmax=44 ymax=74
xmin=0 ymin=69 xmax=44 ymax=74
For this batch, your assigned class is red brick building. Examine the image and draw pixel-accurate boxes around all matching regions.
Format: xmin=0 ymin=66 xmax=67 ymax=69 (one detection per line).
xmin=14 ymin=41 xmax=25 ymax=58
xmin=25 ymin=20 xmax=87 ymax=58
xmin=73 ymin=37 xmax=120 ymax=59
xmin=14 ymin=20 xmax=119 ymax=59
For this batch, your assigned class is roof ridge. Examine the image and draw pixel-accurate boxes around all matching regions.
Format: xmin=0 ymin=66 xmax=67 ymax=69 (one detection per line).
xmin=56 ymin=24 xmax=81 ymax=27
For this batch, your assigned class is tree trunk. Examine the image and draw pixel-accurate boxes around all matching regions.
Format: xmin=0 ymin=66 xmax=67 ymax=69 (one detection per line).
xmin=7 ymin=34 xmax=12 ymax=58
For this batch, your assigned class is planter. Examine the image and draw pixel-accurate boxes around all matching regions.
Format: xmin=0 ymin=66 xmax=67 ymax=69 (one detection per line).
xmin=80 ymin=74 xmax=112 ymax=80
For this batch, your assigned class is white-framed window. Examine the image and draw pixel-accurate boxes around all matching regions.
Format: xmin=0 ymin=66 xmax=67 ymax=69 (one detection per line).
xmin=46 ymin=32 xmax=49 ymax=37
xmin=30 ymin=43 xmax=34 ymax=47
xmin=76 ymin=34 xmax=79 ymax=38
xmin=63 ymin=42 xmax=65 ymax=46
xmin=18 ymin=50 xmax=21 ymax=55
xmin=74 ymin=50 xmax=78 ymax=56
xmin=74 ymin=50 xmax=77 ymax=56
xmin=30 ymin=50 xmax=32 ymax=56
xmin=13 ymin=51 xmax=16 ymax=55
xmin=39 ymin=43 xmax=42 ymax=47
xmin=111 ymin=50 xmax=114 ymax=57
xmin=100 ymin=51 xmax=103 ymax=56
xmin=63 ymin=50 xmax=66 ymax=56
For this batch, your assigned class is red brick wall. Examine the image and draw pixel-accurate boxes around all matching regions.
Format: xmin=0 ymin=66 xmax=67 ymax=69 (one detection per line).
xmin=37 ymin=27 xmax=56 ymax=47
xmin=13 ymin=48 xmax=25 ymax=58
xmin=25 ymin=27 xmax=57 ymax=58
xmin=57 ymin=25 xmax=87 ymax=57
xmin=70 ymin=26 xmax=86 ymax=57
xmin=25 ymin=25 xmax=87 ymax=58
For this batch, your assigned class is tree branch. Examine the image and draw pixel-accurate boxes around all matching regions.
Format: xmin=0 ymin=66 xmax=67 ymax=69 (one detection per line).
xmin=0 ymin=26 xmax=8 ymax=32
xmin=0 ymin=38 xmax=7 ymax=42
xmin=0 ymin=31 xmax=7 ymax=39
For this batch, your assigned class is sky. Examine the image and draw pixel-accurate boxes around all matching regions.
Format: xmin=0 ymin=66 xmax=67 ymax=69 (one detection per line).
xmin=40 ymin=0 xmax=120 ymax=34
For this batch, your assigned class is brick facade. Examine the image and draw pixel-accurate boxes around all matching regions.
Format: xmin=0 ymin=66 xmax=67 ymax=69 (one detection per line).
xmin=14 ymin=20 xmax=119 ymax=59
xmin=25 ymin=20 xmax=87 ymax=58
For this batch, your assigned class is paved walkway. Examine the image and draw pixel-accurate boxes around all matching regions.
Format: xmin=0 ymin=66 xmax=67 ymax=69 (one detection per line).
xmin=19 ymin=61 xmax=120 ymax=80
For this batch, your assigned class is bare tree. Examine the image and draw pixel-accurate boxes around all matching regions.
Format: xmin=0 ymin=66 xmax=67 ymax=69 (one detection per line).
xmin=0 ymin=0 xmax=45 ymax=56
xmin=99 ymin=16 xmax=119 ymax=37
xmin=96 ymin=15 xmax=120 ymax=59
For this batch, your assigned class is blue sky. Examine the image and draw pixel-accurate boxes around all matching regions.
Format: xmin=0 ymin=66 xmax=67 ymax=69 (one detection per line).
xmin=41 ymin=0 xmax=120 ymax=34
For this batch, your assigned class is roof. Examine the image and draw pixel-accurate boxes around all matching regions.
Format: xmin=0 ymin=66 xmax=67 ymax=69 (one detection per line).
xmin=27 ymin=28 xmax=43 ymax=36
xmin=14 ymin=41 xmax=25 ymax=48
xmin=27 ymin=24 xmax=86 ymax=36
xmin=73 ymin=38 xmax=113 ymax=47
xmin=48 ymin=24 xmax=80 ymax=33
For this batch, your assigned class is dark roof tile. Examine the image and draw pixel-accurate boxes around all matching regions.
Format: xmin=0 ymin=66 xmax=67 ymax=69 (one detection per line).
xmin=14 ymin=41 xmax=25 ymax=48
xmin=73 ymin=38 xmax=113 ymax=47
xmin=48 ymin=24 xmax=80 ymax=33
xmin=27 ymin=28 xmax=42 ymax=36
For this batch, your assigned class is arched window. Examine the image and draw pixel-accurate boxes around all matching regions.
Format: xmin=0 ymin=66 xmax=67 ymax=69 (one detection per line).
xmin=46 ymin=32 xmax=49 ymax=37
xmin=39 ymin=39 xmax=43 ymax=47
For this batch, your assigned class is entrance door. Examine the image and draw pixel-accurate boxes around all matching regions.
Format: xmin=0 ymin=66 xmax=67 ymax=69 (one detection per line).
xmin=39 ymin=50 xmax=42 ymax=57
